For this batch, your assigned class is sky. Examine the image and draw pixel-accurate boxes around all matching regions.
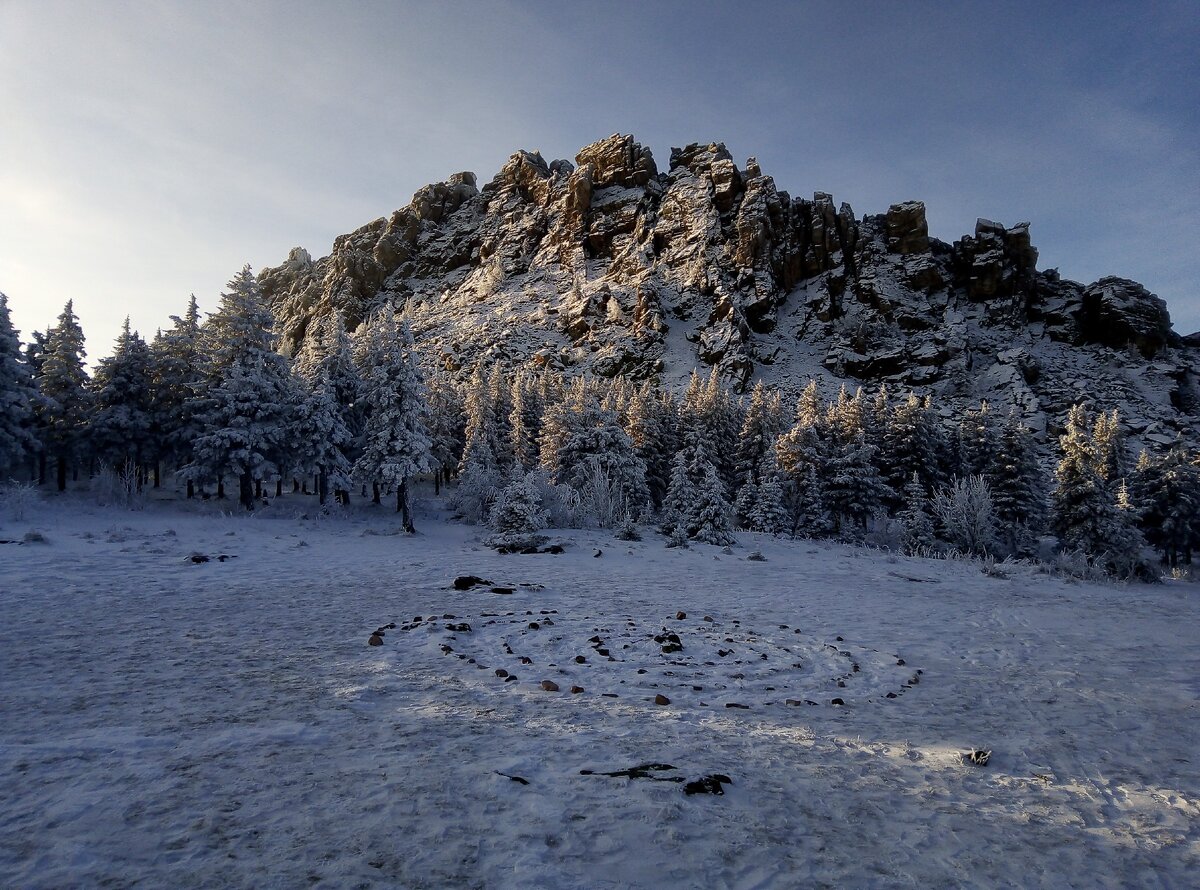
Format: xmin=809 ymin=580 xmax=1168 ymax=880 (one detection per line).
xmin=2 ymin=0 xmax=1198 ymax=363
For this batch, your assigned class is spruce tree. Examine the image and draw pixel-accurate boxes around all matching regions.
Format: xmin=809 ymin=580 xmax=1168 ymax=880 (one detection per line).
xmin=688 ymin=460 xmax=734 ymax=546
xmin=148 ymin=295 xmax=203 ymax=491
xmin=1133 ymin=446 xmax=1200 ymax=566
xmin=958 ymin=401 xmax=997 ymax=478
xmin=89 ymin=318 xmax=154 ymax=474
xmin=35 ymin=301 xmax=90 ymax=491
xmin=352 ymin=311 xmax=434 ymax=531
xmin=899 ymin=472 xmax=936 ymax=554
xmin=0 ymin=293 xmax=39 ymax=478
xmin=294 ymin=370 xmax=354 ymax=506
xmin=184 ymin=266 xmax=294 ymax=509
xmin=989 ymin=410 xmax=1047 ymax=553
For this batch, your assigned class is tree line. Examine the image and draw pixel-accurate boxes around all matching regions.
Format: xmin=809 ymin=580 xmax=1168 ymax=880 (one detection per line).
xmin=1 ymin=267 xmax=1197 ymax=574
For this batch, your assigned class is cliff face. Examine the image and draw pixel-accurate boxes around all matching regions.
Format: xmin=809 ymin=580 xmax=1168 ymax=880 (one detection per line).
xmin=259 ymin=133 xmax=1198 ymax=446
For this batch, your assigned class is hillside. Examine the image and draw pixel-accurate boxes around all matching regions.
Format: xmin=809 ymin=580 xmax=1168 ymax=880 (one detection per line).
xmin=259 ymin=134 xmax=1199 ymax=447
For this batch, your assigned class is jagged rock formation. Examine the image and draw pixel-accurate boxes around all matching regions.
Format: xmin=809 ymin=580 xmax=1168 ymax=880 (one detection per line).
xmin=260 ymin=134 xmax=1199 ymax=447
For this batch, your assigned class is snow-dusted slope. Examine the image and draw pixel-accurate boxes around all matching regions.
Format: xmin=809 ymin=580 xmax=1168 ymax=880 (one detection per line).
xmin=260 ymin=134 xmax=1199 ymax=447
xmin=1 ymin=494 xmax=1197 ymax=887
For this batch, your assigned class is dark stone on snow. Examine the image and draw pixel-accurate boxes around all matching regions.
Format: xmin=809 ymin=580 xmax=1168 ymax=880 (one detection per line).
xmin=575 ymin=655 xmax=587 ymax=664
xmin=540 ymin=680 xmax=560 ymax=692
xmin=505 ymin=675 xmax=518 ymax=683
xmin=581 ymin=763 xmax=679 ymax=780
xmin=454 ymin=575 xmax=490 ymax=590
xmin=593 ymin=549 xmax=603 ymax=558
xmin=654 ymin=694 xmax=670 ymax=705
xmin=886 ymin=692 xmax=898 ymax=699
xmin=528 ymin=622 xmax=540 ymax=630
xmin=445 ymin=622 xmax=472 ymax=633
xmin=831 ymin=698 xmax=845 ymax=706
xmin=496 ymin=771 xmax=530 ymax=785
xmin=495 ymin=669 xmax=509 ymax=677
xmin=684 ymin=774 xmax=732 ymax=796
xmin=520 ymin=656 xmax=533 ymax=664
xmin=675 ymin=611 xmax=687 ymax=620
xmin=543 ymin=545 xmax=565 ymax=554
xmin=571 ymin=685 xmax=584 ymax=694
xmin=597 ymin=648 xmax=610 ymax=657
xmin=367 ymin=633 xmax=384 ymax=646
xmin=896 ymin=658 xmax=906 ymax=666
xmin=725 ymin=702 xmax=749 ymax=710
xmin=490 ymin=586 xmax=514 ymax=595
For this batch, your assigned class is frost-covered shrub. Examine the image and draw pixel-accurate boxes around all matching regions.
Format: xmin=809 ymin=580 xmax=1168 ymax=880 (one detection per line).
xmin=525 ymin=467 xmax=580 ymax=528
xmin=0 ymin=480 xmax=40 ymax=521
xmin=615 ymin=514 xmax=642 ymax=541
xmin=574 ymin=459 xmax=634 ymax=529
xmin=933 ymin=475 xmax=996 ymax=557
xmin=91 ymin=461 xmax=144 ymax=510
xmin=485 ymin=473 xmax=548 ymax=551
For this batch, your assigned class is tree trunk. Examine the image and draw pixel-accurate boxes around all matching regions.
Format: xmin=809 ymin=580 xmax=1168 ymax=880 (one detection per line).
xmin=255 ymin=479 xmax=263 ymax=499
xmin=217 ymin=480 xmax=225 ymax=499
xmin=372 ymin=483 xmax=380 ymax=505
xmin=292 ymin=478 xmax=300 ymax=493
xmin=56 ymin=457 xmax=67 ymax=492
xmin=153 ymin=463 xmax=161 ymax=489
xmin=38 ymin=453 xmax=46 ymax=485
xmin=434 ymin=469 xmax=441 ymax=496
xmin=318 ymin=470 xmax=328 ymax=506
xmin=398 ymin=477 xmax=415 ymax=533
xmin=275 ymin=478 xmax=283 ymax=498
xmin=187 ymin=479 xmax=195 ymax=499
xmin=239 ymin=471 xmax=255 ymax=510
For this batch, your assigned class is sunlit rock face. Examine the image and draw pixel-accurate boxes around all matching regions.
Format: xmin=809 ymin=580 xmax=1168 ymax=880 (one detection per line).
xmin=260 ymin=133 xmax=1198 ymax=447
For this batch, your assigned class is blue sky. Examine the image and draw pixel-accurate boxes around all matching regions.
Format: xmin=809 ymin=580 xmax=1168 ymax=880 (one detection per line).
xmin=2 ymin=0 xmax=1197 ymax=359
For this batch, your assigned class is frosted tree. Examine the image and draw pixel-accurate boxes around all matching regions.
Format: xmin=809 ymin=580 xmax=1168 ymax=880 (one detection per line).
xmin=508 ymin=370 xmax=542 ymax=473
xmin=424 ymin=364 xmax=466 ymax=495
xmin=747 ymin=453 xmax=790 ymax=535
xmin=35 ymin=300 xmax=90 ymax=491
xmin=957 ymin=401 xmax=997 ymax=478
xmin=734 ymin=474 xmax=759 ymax=529
xmin=899 ymin=472 xmax=936 ymax=554
xmin=184 ymin=266 xmax=295 ymax=508
xmin=794 ymin=379 xmax=823 ymax=428
xmin=89 ymin=319 xmax=154 ymax=475
xmin=486 ymin=471 xmax=548 ymax=551
xmin=659 ymin=450 xmax=694 ymax=536
xmin=688 ymin=460 xmax=735 ymax=545
xmin=1133 ymin=446 xmax=1200 ymax=567
xmin=293 ymin=370 xmax=354 ymax=506
xmin=881 ymin=392 xmax=942 ymax=500
xmin=1051 ymin=404 xmax=1141 ymax=569
xmin=554 ymin=400 xmax=649 ymax=524
xmin=988 ymin=410 xmax=1046 ymax=552
xmin=0 ymin=293 xmax=39 ymax=478
xmin=624 ymin=383 xmax=675 ymax=508
xmin=735 ymin=380 xmax=785 ymax=487
xmin=148 ymin=295 xmax=203 ymax=492
xmin=822 ymin=436 xmax=886 ymax=535
xmin=932 ymin=475 xmax=996 ymax=557
xmin=1091 ymin=409 xmax=1128 ymax=484
xmin=303 ymin=312 xmax=363 ymax=502
xmin=352 ymin=311 xmax=434 ymax=531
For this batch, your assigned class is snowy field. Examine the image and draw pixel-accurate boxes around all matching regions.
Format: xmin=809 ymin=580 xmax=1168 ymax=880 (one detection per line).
xmin=1 ymin=493 xmax=1197 ymax=888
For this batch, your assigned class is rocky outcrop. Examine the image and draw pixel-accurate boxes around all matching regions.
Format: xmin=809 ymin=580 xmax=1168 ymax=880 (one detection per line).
xmin=259 ymin=133 xmax=1198 ymax=449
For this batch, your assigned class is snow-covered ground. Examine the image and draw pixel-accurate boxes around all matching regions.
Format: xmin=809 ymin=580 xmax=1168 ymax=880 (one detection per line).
xmin=1 ymin=491 xmax=1197 ymax=888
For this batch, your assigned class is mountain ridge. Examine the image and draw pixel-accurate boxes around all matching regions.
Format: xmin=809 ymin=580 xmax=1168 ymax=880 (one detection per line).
xmin=259 ymin=133 xmax=1198 ymax=448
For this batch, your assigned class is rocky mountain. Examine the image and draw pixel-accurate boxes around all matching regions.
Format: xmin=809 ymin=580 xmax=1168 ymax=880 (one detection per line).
xmin=259 ymin=134 xmax=1198 ymax=447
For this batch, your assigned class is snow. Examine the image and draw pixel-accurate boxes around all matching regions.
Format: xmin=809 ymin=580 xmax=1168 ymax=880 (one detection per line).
xmin=1 ymin=492 xmax=1197 ymax=887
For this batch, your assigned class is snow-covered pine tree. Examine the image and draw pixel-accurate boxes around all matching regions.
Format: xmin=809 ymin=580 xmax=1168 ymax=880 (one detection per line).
xmin=788 ymin=459 xmax=830 ymax=538
xmin=89 ymin=318 xmax=154 ymax=475
xmin=659 ymin=449 xmax=694 ymax=536
xmin=989 ymin=409 xmax=1047 ymax=553
xmin=624 ymin=382 xmax=674 ymax=509
xmin=486 ymin=363 xmax=514 ymax=473
xmin=733 ymin=473 xmax=758 ymax=529
xmin=1091 ymin=409 xmax=1129 ymax=484
xmin=794 ymin=379 xmax=823 ymax=428
xmin=899 ymin=472 xmax=936 ymax=554
xmin=508 ymin=370 xmax=542 ymax=473
xmin=747 ymin=452 xmax=790 ymax=535
xmin=0 ymin=293 xmax=39 ymax=479
xmin=424 ymin=364 xmax=466 ymax=495
xmin=1051 ymin=404 xmax=1142 ymax=570
xmin=688 ymin=459 xmax=734 ymax=546
xmin=881 ymin=392 xmax=942 ymax=501
xmin=352 ymin=311 xmax=434 ymax=531
xmin=294 ymin=369 xmax=354 ymax=506
xmin=822 ymin=434 xmax=887 ymax=535
xmin=184 ymin=266 xmax=295 ymax=509
xmin=554 ymin=399 xmax=649 ymax=525
xmin=958 ymin=401 xmax=997 ymax=478
xmin=35 ymin=300 xmax=90 ymax=491
xmin=148 ymin=295 xmax=203 ymax=491
xmin=485 ymin=471 xmax=548 ymax=551
xmin=735 ymin=380 xmax=785 ymax=487
xmin=1132 ymin=446 xmax=1200 ymax=567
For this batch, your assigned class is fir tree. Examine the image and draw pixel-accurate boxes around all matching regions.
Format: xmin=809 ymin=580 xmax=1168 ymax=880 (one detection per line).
xmin=1133 ymin=446 xmax=1200 ymax=566
xmin=148 ymin=295 xmax=203 ymax=491
xmin=89 ymin=318 xmax=154 ymax=474
xmin=989 ymin=410 xmax=1047 ymax=553
xmin=747 ymin=454 xmax=790 ymax=536
xmin=688 ymin=460 xmax=734 ymax=546
xmin=294 ymin=370 xmax=354 ymax=506
xmin=958 ymin=401 xmax=997 ymax=478
xmin=0 ymin=293 xmax=39 ymax=478
xmin=352 ymin=311 xmax=434 ymax=531
xmin=1091 ymin=409 xmax=1128 ymax=484
xmin=35 ymin=301 xmax=90 ymax=491
xmin=899 ymin=472 xmax=936 ymax=554
xmin=823 ymin=435 xmax=886 ymax=534
xmin=184 ymin=267 xmax=294 ymax=509
xmin=486 ymin=471 xmax=548 ymax=551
